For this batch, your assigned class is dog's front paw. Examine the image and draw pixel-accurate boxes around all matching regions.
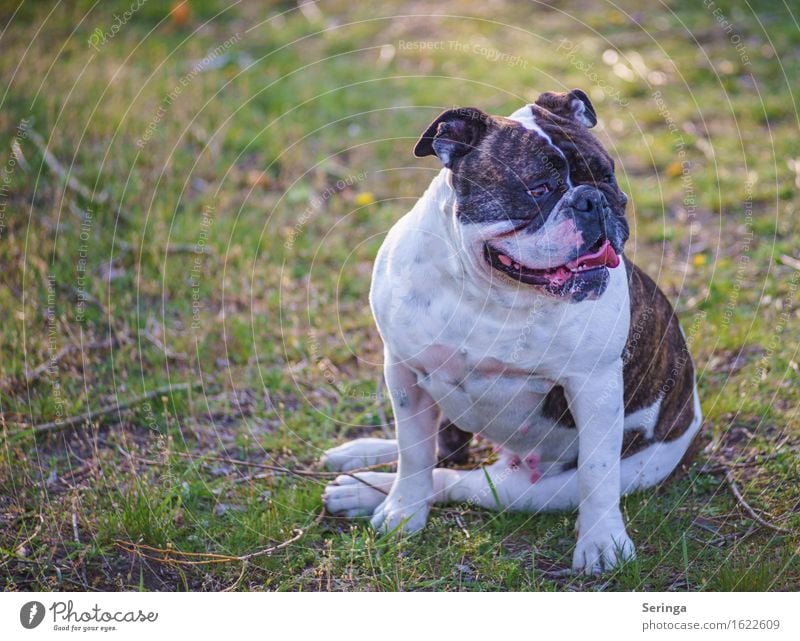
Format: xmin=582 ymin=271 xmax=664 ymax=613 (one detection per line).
xmin=370 ymin=490 xmax=431 ymax=535
xmin=322 ymin=472 xmax=395 ymax=518
xmin=572 ymin=523 xmax=635 ymax=575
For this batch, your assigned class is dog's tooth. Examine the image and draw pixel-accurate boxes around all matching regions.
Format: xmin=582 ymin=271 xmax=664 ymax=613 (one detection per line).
xmin=498 ymin=253 xmax=512 ymax=267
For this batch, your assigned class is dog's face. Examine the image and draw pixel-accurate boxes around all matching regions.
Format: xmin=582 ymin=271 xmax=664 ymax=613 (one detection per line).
xmin=414 ymin=90 xmax=629 ymax=302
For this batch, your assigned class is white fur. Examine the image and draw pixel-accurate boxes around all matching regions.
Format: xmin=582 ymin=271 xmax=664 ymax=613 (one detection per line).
xmin=321 ymin=106 xmax=700 ymax=575
xmin=321 ymin=438 xmax=399 ymax=472
xmin=623 ymin=396 xmax=662 ymax=439
xmin=508 ymin=104 xmax=573 ymax=188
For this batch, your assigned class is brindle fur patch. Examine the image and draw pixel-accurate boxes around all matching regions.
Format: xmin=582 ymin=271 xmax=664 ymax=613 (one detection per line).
xmin=539 ymin=261 xmax=697 ymax=458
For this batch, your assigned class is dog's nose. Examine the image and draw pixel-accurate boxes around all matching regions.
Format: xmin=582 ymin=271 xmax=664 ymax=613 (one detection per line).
xmin=572 ymin=190 xmax=608 ymax=218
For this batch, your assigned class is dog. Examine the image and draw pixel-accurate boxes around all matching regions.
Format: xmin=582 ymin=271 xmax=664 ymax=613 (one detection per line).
xmin=321 ymin=89 xmax=702 ymax=575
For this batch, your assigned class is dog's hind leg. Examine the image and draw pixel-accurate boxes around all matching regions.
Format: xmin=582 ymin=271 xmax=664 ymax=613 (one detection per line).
xmin=321 ymin=438 xmax=399 ymax=472
xmin=436 ymin=403 xmax=702 ymax=512
xmin=321 ymin=416 xmax=472 ymax=472
xmin=324 ymin=409 xmax=702 ymax=518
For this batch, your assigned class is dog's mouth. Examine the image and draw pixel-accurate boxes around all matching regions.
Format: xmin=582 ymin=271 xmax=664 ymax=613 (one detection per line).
xmin=484 ymin=238 xmax=620 ymax=289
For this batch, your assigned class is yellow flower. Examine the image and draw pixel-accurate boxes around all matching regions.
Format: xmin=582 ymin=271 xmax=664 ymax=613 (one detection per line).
xmin=354 ymin=192 xmax=375 ymax=206
xmin=693 ymin=254 xmax=707 ymax=267
xmin=665 ymin=161 xmax=684 ymax=178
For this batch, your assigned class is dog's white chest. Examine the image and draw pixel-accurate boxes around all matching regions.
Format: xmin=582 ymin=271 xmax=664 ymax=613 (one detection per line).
xmin=369 ymin=172 xmax=629 ymax=458
xmin=401 ymin=329 xmax=555 ymax=437
xmin=373 ymin=247 xmax=561 ymax=446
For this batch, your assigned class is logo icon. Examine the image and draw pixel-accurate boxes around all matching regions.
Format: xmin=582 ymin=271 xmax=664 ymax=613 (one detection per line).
xmin=20 ymin=601 xmax=45 ymax=629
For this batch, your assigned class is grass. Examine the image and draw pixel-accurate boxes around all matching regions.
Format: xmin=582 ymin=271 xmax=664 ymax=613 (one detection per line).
xmin=1 ymin=0 xmax=799 ymax=591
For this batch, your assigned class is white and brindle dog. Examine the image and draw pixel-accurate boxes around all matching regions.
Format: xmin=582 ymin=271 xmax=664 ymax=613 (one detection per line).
xmin=321 ymin=89 xmax=702 ymax=575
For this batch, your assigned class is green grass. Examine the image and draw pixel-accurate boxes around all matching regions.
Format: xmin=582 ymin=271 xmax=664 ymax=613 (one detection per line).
xmin=1 ymin=0 xmax=799 ymax=591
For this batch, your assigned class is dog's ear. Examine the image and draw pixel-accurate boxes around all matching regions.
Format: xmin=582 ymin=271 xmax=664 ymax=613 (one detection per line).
xmin=535 ymin=89 xmax=597 ymax=128
xmin=413 ymin=107 xmax=491 ymax=168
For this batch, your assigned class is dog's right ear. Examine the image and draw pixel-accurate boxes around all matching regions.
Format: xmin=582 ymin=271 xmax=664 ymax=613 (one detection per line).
xmin=413 ymin=107 xmax=491 ymax=168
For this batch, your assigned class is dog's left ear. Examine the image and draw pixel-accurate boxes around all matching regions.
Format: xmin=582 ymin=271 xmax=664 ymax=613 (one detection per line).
xmin=535 ymin=89 xmax=597 ymax=128
xmin=413 ymin=107 xmax=491 ymax=168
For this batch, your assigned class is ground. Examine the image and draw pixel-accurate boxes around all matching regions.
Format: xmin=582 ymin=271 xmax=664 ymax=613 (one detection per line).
xmin=0 ymin=0 xmax=798 ymax=591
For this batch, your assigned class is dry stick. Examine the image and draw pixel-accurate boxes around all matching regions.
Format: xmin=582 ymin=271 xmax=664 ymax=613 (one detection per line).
xmin=170 ymin=451 xmax=390 ymax=494
xmin=27 ymin=128 xmax=112 ymax=208
xmin=140 ymin=330 xmax=188 ymax=361
xmin=116 ymin=447 xmax=390 ymax=495
xmin=22 ymin=383 xmax=201 ymax=436
xmin=699 ymin=448 xmax=787 ymax=474
xmin=116 ymin=239 xmax=216 ymax=256
xmin=779 ymin=254 xmax=800 ymax=271
xmin=723 ymin=467 xmax=792 ymax=535
xmin=114 ymin=510 xmax=325 ymax=566
xmin=3 ymin=338 xmax=115 ymax=392
xmin=222 ymin=560 xmax=248 ymax=591
xmin=71 ymin=511 xmax=80 ymax=545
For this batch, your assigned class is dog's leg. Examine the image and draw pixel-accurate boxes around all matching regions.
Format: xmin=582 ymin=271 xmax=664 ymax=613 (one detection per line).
xmin=322 ymin=471 xmax=397 ymax=517
xmin=324 ymin=458 xmax=575 ymax=519
xmin=368 ymin=353 xmax=439 ymax=534
xmin=321 ymin=438 xmax=398 ymax=472
xmin=320 ymin=417 xmax=471 ymax=472
xmin=563 ymin=363 xmax=635 ymax=575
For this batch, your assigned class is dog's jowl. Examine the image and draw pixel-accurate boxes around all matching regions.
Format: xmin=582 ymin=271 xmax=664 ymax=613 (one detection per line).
xmin=321 ymin=89 xmax=702 ymax=575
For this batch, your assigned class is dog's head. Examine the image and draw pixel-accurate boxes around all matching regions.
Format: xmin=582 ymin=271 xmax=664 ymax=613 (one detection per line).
xmin=414 ymin=90 xmax=629 ymax=302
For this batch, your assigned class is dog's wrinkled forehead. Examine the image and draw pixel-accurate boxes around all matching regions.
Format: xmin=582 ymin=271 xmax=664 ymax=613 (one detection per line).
xmin=461 ymin=116 xmax=570 ymax=189
xmin=414 ymin=89 xmax=616 ymax=193
xmin=413 ymin=90 xmax=623 ymax=226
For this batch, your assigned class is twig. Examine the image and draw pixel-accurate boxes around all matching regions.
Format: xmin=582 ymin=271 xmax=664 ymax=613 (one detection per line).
xmin=11 ymin=514 xmax=43 ymax=558
xmin=171 ymin=451 xmax=390 ymax=494
xmin=27 ymin=128 xmax=111 ymax=207
xmin=71 ymin=508 xmax=80 ymax=545
xmin=117 ymin=447 xmax=390 ymax=495
xmin=699 ymin=449 xmax=786 ymax=474
xmin=222 ymin=561 xmax=248 ymax=591
xmin=1 ymin=338 xmax=115 ymax=392
xmin=116 ymin=239 xmax=215 ymax=256
xmin=723 ymin=468 xmax=792 ymax=535
xmin=140 ymin=330 xmax=188 ymax=361
xmin=779 ymin=254 xmax=800 ymax=271
xmin=19 ymin=382 xmax=201 ymax=436
xmin=114 ymin=510 xmax=324 ymax=566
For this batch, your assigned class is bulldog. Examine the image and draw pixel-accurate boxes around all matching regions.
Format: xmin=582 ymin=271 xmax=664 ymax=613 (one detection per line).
xmin=321 ymin=89 xmax=702 ymax=575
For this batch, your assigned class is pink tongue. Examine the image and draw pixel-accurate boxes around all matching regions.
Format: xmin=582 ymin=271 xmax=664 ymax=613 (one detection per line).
xmin=568 ymin=240 xmax=619 ymax=269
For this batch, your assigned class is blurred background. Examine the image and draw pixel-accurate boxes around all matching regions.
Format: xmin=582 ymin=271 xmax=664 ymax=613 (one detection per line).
xmin=0 ymin=0 xmax=798 ymax=591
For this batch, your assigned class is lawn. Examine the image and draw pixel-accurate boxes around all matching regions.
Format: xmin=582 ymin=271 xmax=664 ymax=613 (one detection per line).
xmin=0 ymin=0 xmax=798 ymax=591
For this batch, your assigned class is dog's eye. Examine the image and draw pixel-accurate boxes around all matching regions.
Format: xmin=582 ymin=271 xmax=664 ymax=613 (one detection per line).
xmin=528 ymin=183 xmax=550 ymax=198
xmin=602 ymin=174 xmax=615 ymax=184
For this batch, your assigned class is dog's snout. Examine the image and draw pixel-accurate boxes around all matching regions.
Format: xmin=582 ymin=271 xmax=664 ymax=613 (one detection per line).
xmin=572 ymin=189 xmax=608 ymax=217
